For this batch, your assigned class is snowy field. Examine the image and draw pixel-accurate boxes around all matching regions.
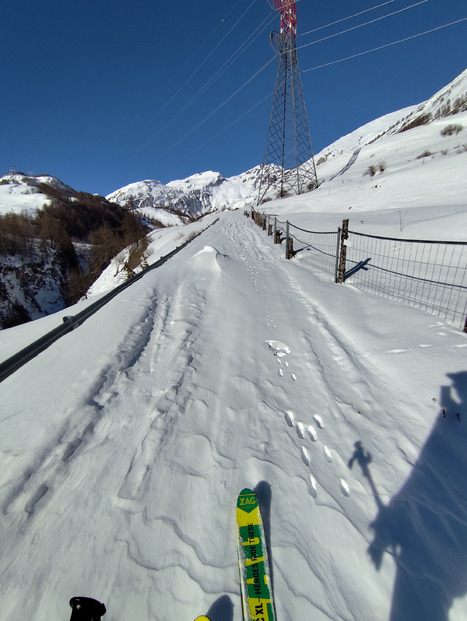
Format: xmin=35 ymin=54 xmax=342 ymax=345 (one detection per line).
xmin=1 ymin=70 xmax=467 ymax=621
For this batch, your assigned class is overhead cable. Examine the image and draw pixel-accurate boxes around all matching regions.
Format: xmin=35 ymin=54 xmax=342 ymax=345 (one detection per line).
xmin=303 ymin=16 xmax=467 ymax=72
xmin=296 ymin=0 xmax=430 ymax=53
xmin=300 ymin=0 xmax=400 ymax=37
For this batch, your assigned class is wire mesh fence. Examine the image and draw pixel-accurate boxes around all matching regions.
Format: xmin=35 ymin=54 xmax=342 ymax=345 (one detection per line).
xmin=287 ymin=220 xmax=339 ymax=279
xmin=345 ymin=230 xmax=467 ymax=329
xmin=251 ymin=211 xmax=467 ymax=331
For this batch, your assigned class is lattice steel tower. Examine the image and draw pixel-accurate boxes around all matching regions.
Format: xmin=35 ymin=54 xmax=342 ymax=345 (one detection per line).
xmin=257 ymin=0 xmax=318 ymax=204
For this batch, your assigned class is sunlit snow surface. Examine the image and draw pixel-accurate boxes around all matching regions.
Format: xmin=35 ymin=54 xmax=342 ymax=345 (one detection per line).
xmin=1 ymin=209 xmax=466 ymax=621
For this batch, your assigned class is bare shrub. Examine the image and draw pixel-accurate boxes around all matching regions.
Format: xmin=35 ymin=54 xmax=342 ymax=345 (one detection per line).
xmin=364 ymin=165 xmax=377 ymax=177
xmin=416 ymin=150 xmax=434 ymax=159
xmin=364 ymin=162 xmax=386 ymax=177
xmin=441 ymin=123 xmax=463 ymax=137
xmin=399 ymin=113 xmax=433 ymax=133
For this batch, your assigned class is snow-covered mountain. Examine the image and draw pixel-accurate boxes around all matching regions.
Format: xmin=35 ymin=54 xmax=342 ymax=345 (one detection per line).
xmin=0 ymin=172 xmax=73 ymax=216
xmin=106 ymin=168 xmax=261 ymax=221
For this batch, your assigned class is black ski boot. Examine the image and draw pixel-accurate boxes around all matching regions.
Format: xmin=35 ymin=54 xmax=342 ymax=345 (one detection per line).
xmin=69 ymin=597 xmax=106 ymax=620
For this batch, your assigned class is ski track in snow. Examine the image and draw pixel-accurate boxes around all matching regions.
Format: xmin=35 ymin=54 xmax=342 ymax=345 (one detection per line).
xmin=1 ymin=210 xmax=467 ymax=620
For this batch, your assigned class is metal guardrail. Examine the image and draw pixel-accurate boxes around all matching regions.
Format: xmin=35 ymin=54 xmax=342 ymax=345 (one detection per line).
xmin=0 ymin=221 xmax=218 ymax=383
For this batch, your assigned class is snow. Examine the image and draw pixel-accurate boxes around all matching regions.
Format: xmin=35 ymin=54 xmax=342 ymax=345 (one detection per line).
xmin=106 ymin=168 xmax=261 ymax=218
xmin=0 ymin=181 xmax=51 ymax=216
xmin=87 ymin=214 xmax=220 ymax=296
xmin=167 ymin=170 xmax=224 ymax=191
xmin=1 ymin=208 xmax=466 ymax=621
xmin=1 ymin=70 xmax=467 ymax=621
xmin=0 ymin=173 xmax=71 ymax=216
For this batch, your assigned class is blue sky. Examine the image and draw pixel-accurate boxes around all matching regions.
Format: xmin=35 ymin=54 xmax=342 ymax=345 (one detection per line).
xmin=1 ymin=0 xmax=466 ymax=196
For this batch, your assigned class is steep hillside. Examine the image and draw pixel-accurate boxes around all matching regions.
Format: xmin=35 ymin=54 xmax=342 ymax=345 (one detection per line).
xmin=316 ymin=68 xmax=467 ymax=172
xmin=0 ymin=174 xmax=148 ymax=327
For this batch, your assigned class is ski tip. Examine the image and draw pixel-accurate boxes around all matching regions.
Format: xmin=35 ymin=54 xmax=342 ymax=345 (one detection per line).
xmin=194 ymin=616 xmax=211 ymax=621
xmin=238 ymin=487 xmax=254 ymax=496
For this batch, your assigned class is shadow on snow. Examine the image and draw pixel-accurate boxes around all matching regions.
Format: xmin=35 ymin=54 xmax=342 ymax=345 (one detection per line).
xmin=349 ymin=371 xmax=467 ymax=620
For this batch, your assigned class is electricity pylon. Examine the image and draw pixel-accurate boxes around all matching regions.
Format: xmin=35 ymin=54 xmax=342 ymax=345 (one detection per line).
xmin=257 ymin=0 xmax=318 ymax=204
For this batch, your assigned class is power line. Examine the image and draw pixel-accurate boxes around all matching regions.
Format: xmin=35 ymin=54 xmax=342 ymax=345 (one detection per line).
xmin=170 ymin=11 xmax=276 ymax=126
xmin=130 ymin=1 xmax=422 ymax=167
xmin=124 ymin=7 xmax=275 ymax=164
xmin=161 ymin=12 xmax=467 ymax=168
xmin=295 ymin=0 xmax=430 ymax=53
xmin=154 ymin=56 xmax=276 ymax=160
xmin=129 ymin=2 xmax=466 ymax=177
xmin=172 ymin=92 xmax=273 ymax=167
xmin=136 ymin=0 xmax=259 ymax=136
xmin=303 ymin=16 xmax=467 ymax=72
xmin=300 ymin=0 xmax=400 ymax=37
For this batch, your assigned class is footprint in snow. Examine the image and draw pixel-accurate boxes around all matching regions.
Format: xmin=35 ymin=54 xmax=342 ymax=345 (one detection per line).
xmin=313 ymin=415 xmax=324 ymax=429
xmin=296 ymin=422 xmax=305 ymax=439
xmin=284 ymin=411 xmax=295 ymax=427
xmin=309 ymin=475 xmax=318 ymax=498
xmin=307 ymin=425 xmax=317 ymax=442
xmin=301 ymin=446 xmax=311 ymax=467
xmin=340 ymin=479 xmax=350 ymax=497
xmin=291 ymin=373 xmax=297 ymax=381
xmin=323 ymin=446 xmax=333 ymax=463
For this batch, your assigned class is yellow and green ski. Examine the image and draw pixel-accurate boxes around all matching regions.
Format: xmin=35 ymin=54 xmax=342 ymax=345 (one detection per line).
xmin=236 ymin=489 xmax=276 ymax=621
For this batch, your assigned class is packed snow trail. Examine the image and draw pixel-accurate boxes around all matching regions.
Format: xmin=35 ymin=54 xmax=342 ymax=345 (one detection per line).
xmin=1 ymin=211 xmax=467 ymax=621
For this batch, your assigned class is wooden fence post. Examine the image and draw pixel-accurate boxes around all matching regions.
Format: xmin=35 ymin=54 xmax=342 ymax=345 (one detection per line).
xmin=336 ymin=218 xmax=349 ymax=283
xmin=274 ymin=218 xmax=281 ymax=244
xmin=285 ymin=221 xmax=294 ymax=259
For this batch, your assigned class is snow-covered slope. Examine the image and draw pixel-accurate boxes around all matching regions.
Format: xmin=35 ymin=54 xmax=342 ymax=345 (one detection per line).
xmin=273 ymin=106 xmax=467 ymax=245
xmin=105 ymin=179 xmax=190 ymax=226
xmin=86 ymin=214 xmax=219 ymax=296
xmin=0 ymin=173 xmax=69 ymax=215
xmin=314 ymin=68 xmax=467 ymax=187
xmin=393 ymin=66 xmax=467 ymax=134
